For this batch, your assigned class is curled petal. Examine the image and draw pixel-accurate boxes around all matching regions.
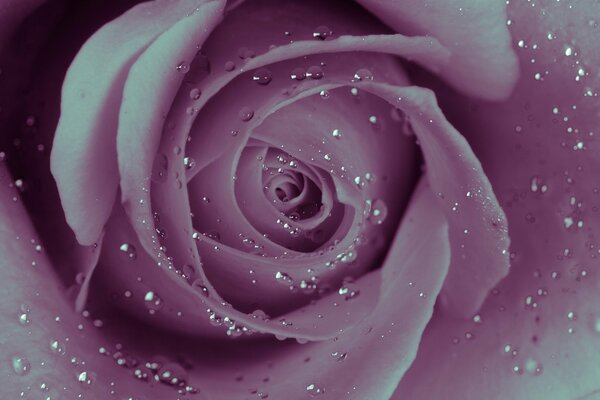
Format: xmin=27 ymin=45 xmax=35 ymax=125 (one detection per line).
xmin=355 ymin=0 xmax=519 ymax=100
xmin=51 ymin=0 xmax=215 ymax=245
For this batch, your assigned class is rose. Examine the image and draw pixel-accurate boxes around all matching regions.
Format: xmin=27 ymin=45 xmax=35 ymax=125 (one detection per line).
xmin=0 ymin=1 xmax=597 ymax=400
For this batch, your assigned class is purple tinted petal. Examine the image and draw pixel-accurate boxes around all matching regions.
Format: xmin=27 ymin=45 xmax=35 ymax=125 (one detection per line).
xmin=50 ymin=0 xmax=215 ymax=246
xmin=117 ymin=0 xmax=225 ymax=258
xmin=353 ymin=82 xmax=511 ymax=317
xmin=355 ymin=0 xmax=519 ymax=100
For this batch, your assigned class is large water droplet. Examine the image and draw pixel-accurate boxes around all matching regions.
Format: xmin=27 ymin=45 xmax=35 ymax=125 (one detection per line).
xmin=352 ymin=68 xmax=373 ymax=82
xmin=183 ymin=156 xmax=196 ymax=170
xmin=50 ymin=339 xmax=66 ymax=355
xmin=290 ymin=67 xmax=306 ymax=81
xmin=189 ymin=88 xmax=201 ymax=100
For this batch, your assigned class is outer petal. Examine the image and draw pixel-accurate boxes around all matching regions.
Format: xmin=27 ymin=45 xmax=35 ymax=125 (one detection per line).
xmin=0 ymin=164 xmax=198 ymax=400
xmin=395 ymin=0 xmax=600 ymax=398
xmin=354 ymin=0 xmax=519 ymax=100
xmin=354 ymin=82 xmax=511 ymax=317
xmin=50 ymin=0 xmax=213 ymax=245
xmin=0 ymin=0 xmax=46 ymax=51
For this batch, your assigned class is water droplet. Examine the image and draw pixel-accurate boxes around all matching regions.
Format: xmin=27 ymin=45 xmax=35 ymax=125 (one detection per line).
xmin=158 ymin=362 xmax=188 ymax=386
xmin=338 ymin=283 xmax=360 ymax=300
xmin=319 ymin=90 xmax=329 ymax=99
xmin=331 ymin=128 xmax=342 ymax=139
xmin=50 ymin=339 xmax=66 ymax=355
xmin=77 ymin=371 xmax=96 ymax=386
xmin=151 ymin=153 xmax=168 ymax=183
xmin=12 ymin=356 xmax=31 ymax=376
xmin=312 ymin=25 xmax=332 ymax=40
xmin=331 ymin=351 xmax=347 ymax=361
xmin=352 ymin=68 xmax=373 ymax=82
xmin=119 ymin=243 xmax=137 ymax=260
xmin=239 ymin=107 xmax=254 ymax=122
xmin=306 ymin=66 xmax=324 ymax=80
xmin=274 ymin=271 xmax=293 ymax=285
xmin=306 ymin=383 xmax=325 ymax=396
xmin=237 ymin=47 xmax=255 ymax=59
xmin=191 ymin=279 xmax=210 ymax=297
xmin=144 ymin=291 xmax=163 ymax=312
xmin=367 ymin=199 xmax=388 ymax=225
xmin=224 ymin=61 xmax=235 ymax=71
xmin=524 ymin=359 xmax=543 ymax=376
xmin=176 ymin=62 xmax=190 ymax=74
xmin=252 ymin=68 xmax=272 ymax=85
xmin=183 ymin=156 xmax=196 ymax=170
xmin=189 ymin=88 xmax=201 ymax=100
xmin=290 ymin=67 xmax=306 ymax=81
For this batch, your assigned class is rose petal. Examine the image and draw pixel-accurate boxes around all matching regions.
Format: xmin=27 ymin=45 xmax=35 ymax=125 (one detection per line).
xmin=354 ymin=0 xmax=519 ymax=100
xmin=349 ymin=82 xmax=511 ymax=317
xmin=0 ymin=0 xmax=46 ymax=51
xmin=0 ymin=164 xmax=195 ymax=399
xmin=117 ymin=0 xmax=225 ymax=261
xmin=50 ymin=0 xmax=216 ymax=246
xmin=395 ymin=1 xmax=600 ymax=398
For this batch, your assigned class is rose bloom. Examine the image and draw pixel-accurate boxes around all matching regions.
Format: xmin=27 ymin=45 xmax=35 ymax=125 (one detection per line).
xmin=1 ymin=0 xmax=599 ymax=399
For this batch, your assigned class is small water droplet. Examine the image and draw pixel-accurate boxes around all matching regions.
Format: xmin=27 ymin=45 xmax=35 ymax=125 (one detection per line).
xmin=290 ymin=67 xmax=306 ymax=81
xmin=239 ymin=107 xmax=254 ymax=122
xmin=176 ymin=62 xmax=190 ymax=74
xmin=306 ymin=66 xmax=324 ymax=80
xmin=352 ymin=68 xmax=373 ymax=82
xmin=252 ymin=68 xmax=272 ymax=85
xmin=312 ymin=25 xmax=332 ymax=40
xmin=367 ymin=199 xmax=388 ymax=225
xmin=338 ymin=283 xmax=360 ymax=300
xmin=306 ymin=383 xmax=325 ymax=396
xmin=12 ymin=356 xmax=31 ymax=376
xmin=274 ymin=271 xmax=293 ymax=285
xmin=50 ymin=339 xmax=66 ymax=355
xmin=119 ymin=243 xmax=137 ymax=260
xmin=144 ymin=291 xmax=163 ymax=312
xmin=191 ymin=279 xmax=210 ymax=297
xmin=77 ymin=371 xmax=96 ymax=386
xmin=183 ymin=156 xmax=196 ymax=170
xmin=331 ymin=128 xmax=342 ymax=139
xmin=189 ymin=88 xmax=201 ymax=100
xmin=224 ymin=61 xmax=236 ymax=71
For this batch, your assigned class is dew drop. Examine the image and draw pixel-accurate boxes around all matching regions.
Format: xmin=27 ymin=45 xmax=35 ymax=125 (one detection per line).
xmin=50 ymin=339 xmax=66 ymax=355
xmin=144 ymin=291 xmax=163 ymax=312
xmin=12 ymin=356 xmax=31 ymax=376
xmin=352 ymin=68 xmax=373 ymax=82
xmin=151 ymin=153 xmax=169 ymax=183
xmin=224 ymin=61 xmax=236 ymax=71
xmin=176 ymin=62 xmax=190 ymax=74
xmin=306 ymin=66 xmax=324 ymax=80
xmin=275 ymin=271 xmax=293 ymax=285
xmin=306 ymin=383 xmax=325 ymax=396
xmin=183 ymin=156 xmax=196 ymax=170
xmin=189 ymin=88 xmax=201 ymax=100
xmin=331 ymin=128 xmax=342 ymax=139
xmin=338 ymin=283 xmax=360 ymax=300
xmin=77 ymin=371 xmax=96 ymax=386
xmin=252 ymin=68 xmax=272 ymax=85
xmin=290 ymin=67 xmax=306 ymax=81
xmin=312 ymin=25 xmax=332 ymax=40
xmin=191 ymin=279 xmax=210 ymax=297
xmin=367 ymin=199 xmax=388 ymax=225
xmin=239 ymin=106 xmax=255 ymax=122
xmin=119 ymin=243 xmax=137 ymax=260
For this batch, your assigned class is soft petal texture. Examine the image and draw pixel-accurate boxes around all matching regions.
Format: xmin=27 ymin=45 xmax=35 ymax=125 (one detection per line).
xmin=51 ymin=0 xmax=214 ymax=245
xmin=76 ymin=177 xmax=450 ymax=400
xmin=354 ymin=0 xmax=519 ymax=100
xmin=0 ymin=164 xmax=198 ymax=400
xmin=117 ymin=0 xmax=225 ymax=257
xmin=353 ymin=82 xmax=510 ymax=317
xmin=395 ymin=1 xmax=600 ymax=398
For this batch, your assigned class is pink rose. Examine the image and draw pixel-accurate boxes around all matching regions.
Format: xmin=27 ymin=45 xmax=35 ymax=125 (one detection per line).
xmin=0 ymin=1 xmax=597 ymax=399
